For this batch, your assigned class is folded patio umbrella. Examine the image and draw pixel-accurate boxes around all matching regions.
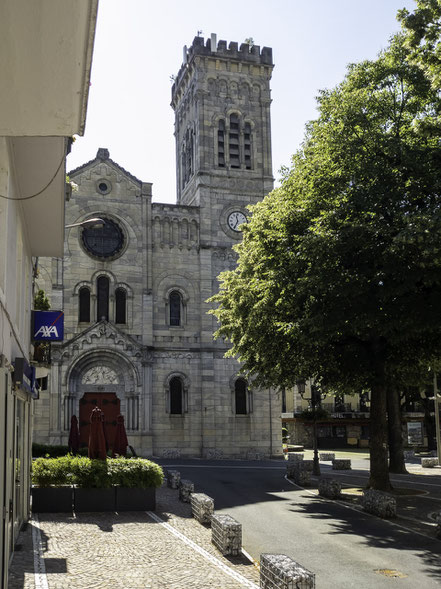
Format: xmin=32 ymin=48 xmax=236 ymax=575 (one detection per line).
xmin=112 ymin=414 xmax=128 ymax=457
xmin=88 ymin=406 xmax=107 ymax=460
xmin=68 ymin=415 xmax=80 ymax=454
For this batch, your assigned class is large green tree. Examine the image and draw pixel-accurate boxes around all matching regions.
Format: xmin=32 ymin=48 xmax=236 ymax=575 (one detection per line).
xmin=211 ymin=33 xmax=441 ymax=490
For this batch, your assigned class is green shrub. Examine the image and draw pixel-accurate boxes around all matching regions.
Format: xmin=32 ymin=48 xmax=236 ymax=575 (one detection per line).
xmin=109 ymin=458 xmax=163 ymax=488
xmin=70 ymin=456 xmax=111 ymax=488
xmin=32 ymin=455 xmax=72 ymax=487
xmin=32 ymin=443 xmax=88 ymax=458
xmin=31 ymin=456 xmax=164 ymax=489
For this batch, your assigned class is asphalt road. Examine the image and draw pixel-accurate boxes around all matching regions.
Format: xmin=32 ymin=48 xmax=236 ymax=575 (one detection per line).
xmin=159 ymin=459 xmax=441 ymax=589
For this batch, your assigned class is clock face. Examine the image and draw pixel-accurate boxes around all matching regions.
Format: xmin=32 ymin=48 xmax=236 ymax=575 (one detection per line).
xmin=227 ymin=211 xmax=247 ymax=232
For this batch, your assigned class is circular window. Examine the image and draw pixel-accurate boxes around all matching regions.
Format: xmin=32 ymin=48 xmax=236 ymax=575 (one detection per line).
xmin=82 ymin=218 xmax=124 ymax=259
xmin=96 ymin=179 xmax=111 ymax=195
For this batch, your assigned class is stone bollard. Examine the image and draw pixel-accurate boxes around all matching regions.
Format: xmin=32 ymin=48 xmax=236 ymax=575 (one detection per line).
xmin=260 ymin=553 xmax=315 ymax=589
xmin=403 ymin=450 xmax=415 ymax=459
xmin=190 ymin=492 xmax=214 ymax=524
xmin=166 ymin=470 xmax=181 ymax=489
xmin=301 ymin=460 xmax=314 ymax=472
xmin=421 ymin=457 xmax=439 ymax=468
xmin=286 ymin=462 xmax=311 ymax=486
xmin=318 ymin=477 xmax=341 ymax=499
xmin=332 ymin=459 xmax=351 ymax=470
xmin=362 ymin=489 xmax=396 ymax=518
xmin=211 ymin=514 xmax=242 ymax=556
xmin=287 ymin=452 xmax=304 ymax=462
xmin=319 ymin=452 xmax=335 ymax=462
xmin=179 ymin=479 xmax=194 ymax=502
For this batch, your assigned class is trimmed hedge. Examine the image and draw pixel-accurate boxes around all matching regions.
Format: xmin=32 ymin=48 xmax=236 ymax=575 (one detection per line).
xmin=32 ymin=455 xmax=164 ymax=489
xmin=32 ymin=443 xmax=88 ymax=458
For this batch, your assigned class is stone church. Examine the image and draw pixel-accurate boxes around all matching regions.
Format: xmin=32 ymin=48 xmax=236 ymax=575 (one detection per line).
xmin=33 ymin=34 xmax=282 ymax=459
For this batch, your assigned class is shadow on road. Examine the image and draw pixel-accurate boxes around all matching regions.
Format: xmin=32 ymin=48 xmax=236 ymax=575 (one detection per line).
xmin=288 ymin=494 xmax=441 ymax=583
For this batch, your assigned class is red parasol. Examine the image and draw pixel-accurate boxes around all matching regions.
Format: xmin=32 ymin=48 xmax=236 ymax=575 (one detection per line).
xmin=88 ymin=407 xmax=107 ymax=460
xmin=68 ymin=415 xmax=80 ymax=454
xmin=112 ymin=414 xmax=129 ymax=457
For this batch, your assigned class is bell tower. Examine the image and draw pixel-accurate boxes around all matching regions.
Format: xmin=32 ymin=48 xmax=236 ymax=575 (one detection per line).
xmin=171 ymin=34 xmax=274 ymax=209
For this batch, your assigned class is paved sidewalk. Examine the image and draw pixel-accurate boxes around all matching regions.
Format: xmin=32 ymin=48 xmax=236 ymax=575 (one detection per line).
xmin=8 ymin=486 xmax=260 ymax=589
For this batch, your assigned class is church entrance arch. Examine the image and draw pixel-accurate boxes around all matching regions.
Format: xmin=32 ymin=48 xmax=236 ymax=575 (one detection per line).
xmin=66 ymin=349 xmax=140 ymax=446
xmin=79 ymin=392 xmax=121 ymax=449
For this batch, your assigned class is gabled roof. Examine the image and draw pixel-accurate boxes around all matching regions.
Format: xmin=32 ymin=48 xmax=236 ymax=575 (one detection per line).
xmin=68 ymin=148 xmax=143 ymax=185
xmin=61 ymin=319 xmax=144 ymax=354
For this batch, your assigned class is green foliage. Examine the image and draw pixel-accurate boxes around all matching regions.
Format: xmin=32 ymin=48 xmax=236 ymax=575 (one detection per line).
xmin=299 ymin=408 xmax=330 ymax=421
xmin=31 ymin=455 xmax=163 ymax=489
xmin=33 ymin=289 xmax=50 ymax=311
xmin=210 ymin=32 xmax=441 ymax=393
xmin=32 ymin=455 xmax=73 ymax=487
xmin=32 ymin=443 xmax=88 ymax=458
xmin=108 ymin=458 xmax=164 ymax=488
xmin=70 ymin=456 xmax=111 ymax=488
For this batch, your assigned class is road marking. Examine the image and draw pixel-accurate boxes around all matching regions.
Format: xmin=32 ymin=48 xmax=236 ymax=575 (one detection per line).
xmin=146 ymin=511 xmax=260 ymax=588
xmin=284 ymin=475 xmax=441 ymax=543
xmin=31 ymin=516 xmax=49 ymax=589
xmin=162 ymin=464 xmax=285 ymax=470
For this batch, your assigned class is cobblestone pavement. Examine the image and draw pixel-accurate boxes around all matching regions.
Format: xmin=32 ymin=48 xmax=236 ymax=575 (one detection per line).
xmin=8 ymin=486 xmax=260 ymax=589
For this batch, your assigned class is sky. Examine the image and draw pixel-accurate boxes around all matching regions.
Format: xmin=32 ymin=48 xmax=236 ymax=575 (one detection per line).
xmin=67 ymin=0 xmax=417 ymax=204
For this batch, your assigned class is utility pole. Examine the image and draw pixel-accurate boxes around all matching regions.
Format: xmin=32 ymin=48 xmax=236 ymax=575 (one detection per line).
xmin=434 ymin=373 xmax=441 ymax=463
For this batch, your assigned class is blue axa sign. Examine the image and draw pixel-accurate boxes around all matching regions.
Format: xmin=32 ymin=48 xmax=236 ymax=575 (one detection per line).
xmin=32 ymin=310 xmax=64 ymax=341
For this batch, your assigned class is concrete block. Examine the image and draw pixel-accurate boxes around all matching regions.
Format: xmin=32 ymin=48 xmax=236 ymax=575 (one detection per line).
xmin=260 ymin=553 xmax=315 ymax=589
xmin=190 ymin=492 xmax=214 ymax=524
xmin=362 ymin=489 xmax=396 ymax=518
xmin=179 ymin=479 xmax=194 ymax=502
xmin=332 ymin=459 xmax=351 ymax=470
xmin=319 ymin=453 xmax=335 ymax=461
xmin=318 ymin=477 xmax=341 ymax=499
xmin=166 ymin=470 xmax=181 ymax=489
xmin=211 ymin=513 xmax=242 ymax=556
xmin=421 ymin=457 xmax=439 ymax=468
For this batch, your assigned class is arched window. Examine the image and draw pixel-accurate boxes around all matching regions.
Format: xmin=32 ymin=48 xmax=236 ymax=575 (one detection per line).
xmin=115 ymin=288 xmax=126 ymax=324
xmin=97 ymin=276 xmax=109 ymax=321
xmin=218 ymin=119 xmax=225 ymax=167
xmin=244 ymin=122 xmax=252 ymax=169
xmin=170 ymin=377 xmax=183 ymax=414
xmin=79 ymin=287 xmax=90 ymax=323
xmin=235 ymin=378 xmax=248 ymax=415
xmin=229 ymin=114 xmax=240 ymax=168
xmin=169 ymin=291 xmax=182 ymax=326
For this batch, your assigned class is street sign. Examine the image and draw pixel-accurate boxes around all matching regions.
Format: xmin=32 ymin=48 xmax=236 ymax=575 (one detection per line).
xmin=13 ymin=357 xmax=38 ymax=399
xmin=32 ymin=310 xmax=64 ymax=341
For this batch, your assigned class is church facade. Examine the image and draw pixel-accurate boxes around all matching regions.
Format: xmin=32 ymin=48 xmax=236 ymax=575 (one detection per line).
xmin=33 ymin=34 xmax=282 ymax=459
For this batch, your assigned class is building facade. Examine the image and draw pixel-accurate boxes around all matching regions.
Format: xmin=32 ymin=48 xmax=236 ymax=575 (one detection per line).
xmin=34 ymin=35 xmax=282 ymax=460
xmin=0 ymin=2 xmax=97 ymax=586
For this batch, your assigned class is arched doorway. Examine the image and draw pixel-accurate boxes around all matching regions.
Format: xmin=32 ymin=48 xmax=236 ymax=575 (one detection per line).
xmin=79 ymin=392 xmax=121 ymax=449
xmin=65 ymin=351 xmax=139 ymax=448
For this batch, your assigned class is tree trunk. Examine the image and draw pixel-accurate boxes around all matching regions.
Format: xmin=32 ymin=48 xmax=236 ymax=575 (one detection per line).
xmin=420 ymin=396 xmax=437 ymax=451
xmin=387 ymin=386 xmax=408 ymax=474
xmin=368 ymin=355 xmax=392 ymax=490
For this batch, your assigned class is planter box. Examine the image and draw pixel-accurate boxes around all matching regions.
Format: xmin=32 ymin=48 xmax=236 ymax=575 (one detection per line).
xmin=115 ymin=487 xmax=156 ymax=511
xmin=74 ymin=487 xmax=116 ymax=512
xmin=32 ymin=486 xmax=73 ymax=513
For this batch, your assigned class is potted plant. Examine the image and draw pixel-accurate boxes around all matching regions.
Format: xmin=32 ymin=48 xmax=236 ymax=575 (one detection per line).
xmin=31 ymin=455 xmax=73 ymax=513
xmin=71 ymin=456 xmax=115 ymax=512
xmin=110 ymin=458 xmax=163 ymax=511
